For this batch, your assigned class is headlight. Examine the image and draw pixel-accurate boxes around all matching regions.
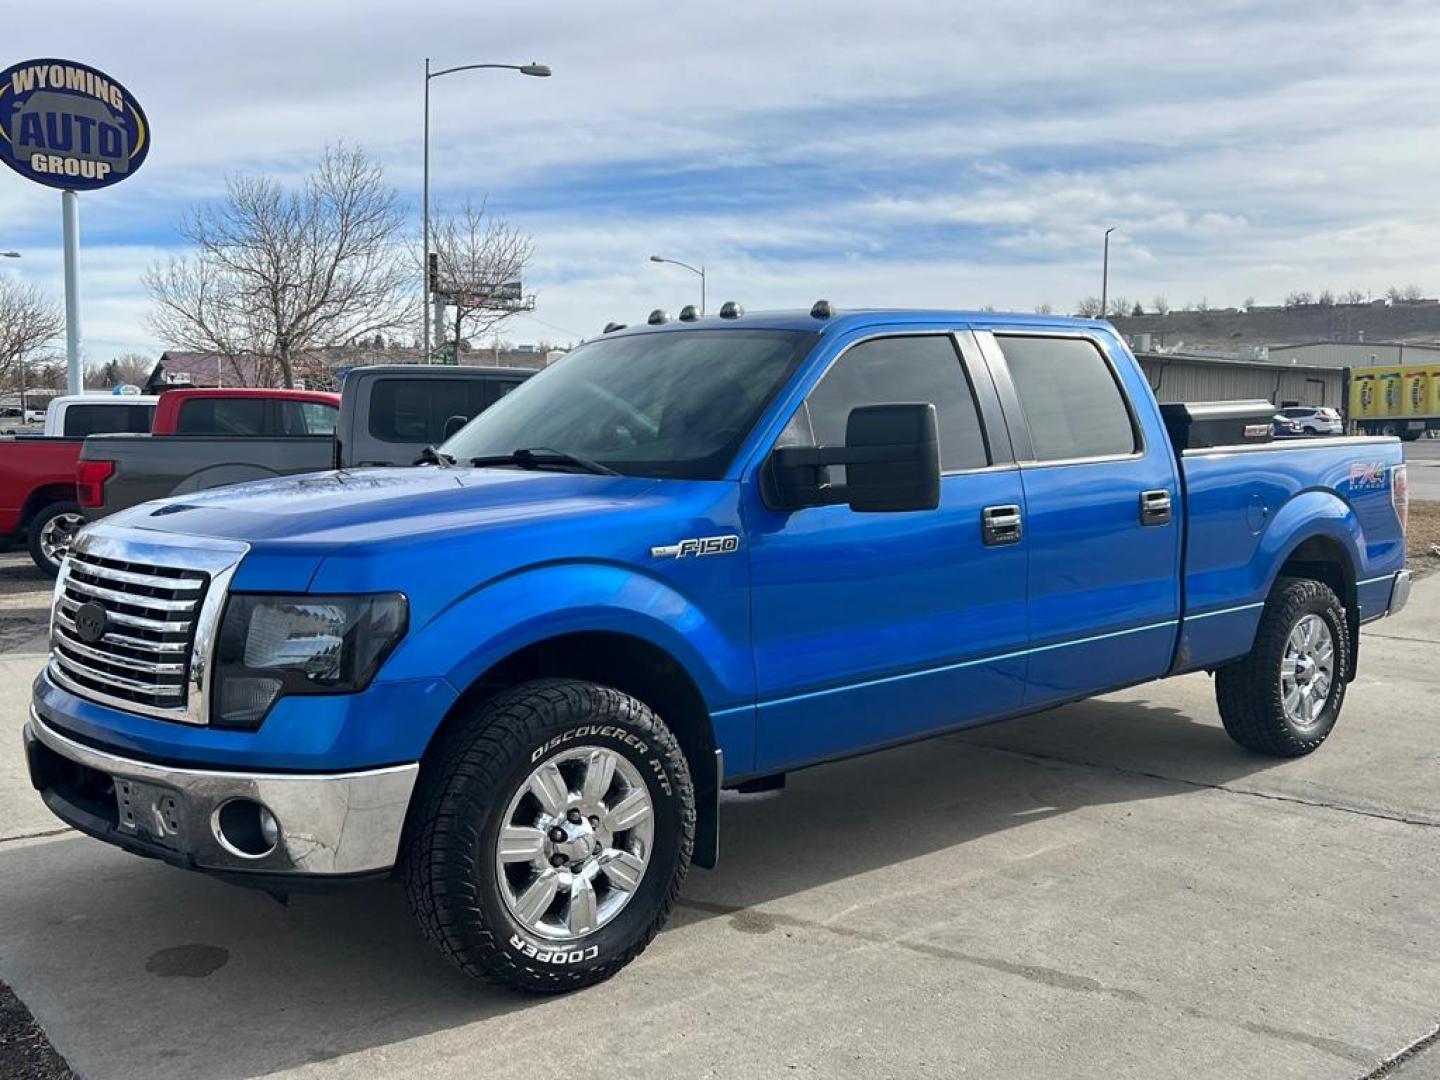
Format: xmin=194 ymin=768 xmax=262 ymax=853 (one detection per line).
xmin=212 ymin=593 xmax=408 ymax=729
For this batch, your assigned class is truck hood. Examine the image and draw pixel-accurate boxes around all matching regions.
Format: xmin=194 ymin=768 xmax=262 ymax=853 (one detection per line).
xmin=108 ymin=466 xmax=662 ymax=547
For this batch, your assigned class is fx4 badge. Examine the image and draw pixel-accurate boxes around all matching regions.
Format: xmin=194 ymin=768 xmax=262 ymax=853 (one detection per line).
xmin=650 ymin=535 xmax=740 ymax=559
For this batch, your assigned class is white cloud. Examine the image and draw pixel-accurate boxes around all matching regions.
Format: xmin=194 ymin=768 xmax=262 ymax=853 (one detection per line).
xmin=4 ymin=0 xmax=1440 ymax=355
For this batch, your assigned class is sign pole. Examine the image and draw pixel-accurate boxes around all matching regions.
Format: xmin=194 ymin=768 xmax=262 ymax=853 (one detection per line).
xmin=61 ymin=189 xmax=82 ymax=394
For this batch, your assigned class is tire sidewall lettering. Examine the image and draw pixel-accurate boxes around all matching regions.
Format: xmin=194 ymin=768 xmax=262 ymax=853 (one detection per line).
xmin=529 ymin=724 xmax=675 ymax=799
xmin=508 ymin=934 xmax=600 ymax=965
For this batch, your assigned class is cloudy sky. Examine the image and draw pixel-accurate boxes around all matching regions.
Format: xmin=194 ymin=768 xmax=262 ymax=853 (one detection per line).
xmin=5 ymin=0 xmax=1440 ymax=361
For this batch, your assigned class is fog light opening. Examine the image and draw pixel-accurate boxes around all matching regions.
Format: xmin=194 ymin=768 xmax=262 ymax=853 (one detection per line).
xmin=214 ymin=799 xmax=280 ymax=859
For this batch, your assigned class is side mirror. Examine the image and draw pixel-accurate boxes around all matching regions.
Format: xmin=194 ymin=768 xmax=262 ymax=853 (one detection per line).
xmin=442 ymin=414 xmax=469 ymax=440
xmin=765 ymin=402 xmax=941 ymax=513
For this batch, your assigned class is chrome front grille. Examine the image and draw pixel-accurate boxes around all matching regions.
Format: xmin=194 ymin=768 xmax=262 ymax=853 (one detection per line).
xmin=47 ymin=525 xmax=249 ymax=725
xmin=53 ymin=552 xmax=207 ymax=712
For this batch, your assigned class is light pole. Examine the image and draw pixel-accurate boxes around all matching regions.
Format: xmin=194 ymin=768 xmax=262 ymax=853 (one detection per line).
xmin=649 ymin=255 xmax=706 ymax=315
xmin=422 ymin=59 xmax=550 ymax=361
xmin=1100 ymin=226 xmax=1115 ymax=319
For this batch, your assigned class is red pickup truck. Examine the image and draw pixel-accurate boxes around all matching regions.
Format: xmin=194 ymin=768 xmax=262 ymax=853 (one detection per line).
xmin=0 ymin=388 xmax=338 ymax=575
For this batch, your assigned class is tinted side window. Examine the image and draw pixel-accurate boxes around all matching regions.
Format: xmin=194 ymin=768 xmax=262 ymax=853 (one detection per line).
xmin=368 ymin=379 xmax=490 ymax=444
xmin=176 ymin=397 xmax=270 ymax=435
xmin=279 ymin=401 xmax=338 ymax=436
xmin=997 ymin=336 xmax=1137 ymax=462
xmin=793 ymin=335 xmax=989 ymax=472
xmin=64 ymin=403 xmax=154 ymax=436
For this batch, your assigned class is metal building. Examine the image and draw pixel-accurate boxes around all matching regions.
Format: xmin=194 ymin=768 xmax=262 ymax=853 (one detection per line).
xmin=1134 ymin=352 xmax=1345 ymax=411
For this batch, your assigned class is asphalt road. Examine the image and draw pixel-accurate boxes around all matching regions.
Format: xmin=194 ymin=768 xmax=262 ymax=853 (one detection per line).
xmin=1403 ymin=437 xmax=1440 ymax=502
xmin=1 ymin=568 xmax=1438 ymax=1079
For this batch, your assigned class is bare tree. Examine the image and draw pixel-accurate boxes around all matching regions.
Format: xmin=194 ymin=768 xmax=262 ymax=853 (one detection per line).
xmin=1284 ymin=291 xmax=1312 ymax=308
xmin=428 ymin=199 xmax=534 ymax=362
xmin=1317 ymin=289 xmax=1335 ymax=307
xmin=1151 ymin=296 xmax=1170 ymax=317
xmin=94 ymin=352 xmax=154 ymax=388
xmin=1106 ymin=296 xmax=1131 ymax=318
xmin=1075 ymin=296 xmax=1104 ymax=317
xmin=1242 ymin=296 xmax=1255 ymax=310
xmin=145 ymin=144 xmax=409 ymax=387
xmin=0 ymin=277 xmax=64 ymax=390
xmin=1340 ymin=288 xmax=1367 ymax=305
xmin=1033 ymin=302 xmax=1053 ymax=315
xmin=1402 ymin=283 xmax=1424 ymax=302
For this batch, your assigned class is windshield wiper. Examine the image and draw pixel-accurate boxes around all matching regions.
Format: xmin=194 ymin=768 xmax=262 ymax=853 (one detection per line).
xmin=469 ymin=447 xmax=619 ymax=476
xmin=415 ymin=445 xmax=456 ymax=466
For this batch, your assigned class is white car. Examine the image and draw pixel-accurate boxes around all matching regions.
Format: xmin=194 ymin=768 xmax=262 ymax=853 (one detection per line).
xmin=1276 ymin=406 xmax=1344 ymax=436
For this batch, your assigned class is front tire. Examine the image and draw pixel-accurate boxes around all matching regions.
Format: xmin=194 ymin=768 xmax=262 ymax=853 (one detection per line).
xmin=404 ymin=679 xmax=695 ymax=993
xmin=28 ymin=500 xmax=84 ymax=577
xmin=1215 ymin=576 xmax=1350 ymax=757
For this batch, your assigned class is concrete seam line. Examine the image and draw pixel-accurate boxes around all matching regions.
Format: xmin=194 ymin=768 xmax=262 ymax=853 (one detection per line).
xmin=0 ymin=827 xmax=75 ymax=846
xmin=1359 ymin=1019 xmax=1440 ymax=1079
xmin=946 ymin=739 xmax=1440 ymax=829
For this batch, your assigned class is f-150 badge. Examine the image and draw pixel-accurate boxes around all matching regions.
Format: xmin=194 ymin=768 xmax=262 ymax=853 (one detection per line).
xmin=650 ymin=535 xmax=740 ymax=559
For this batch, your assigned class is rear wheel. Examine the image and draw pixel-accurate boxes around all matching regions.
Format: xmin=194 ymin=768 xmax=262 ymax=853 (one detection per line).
xmin=28 ymin=500 xmax=84 ymax=577
xmin=1215 ymin=576 xmax=1350 ymax=757
xmin=404 ymin=679 xmax=694 ymax=992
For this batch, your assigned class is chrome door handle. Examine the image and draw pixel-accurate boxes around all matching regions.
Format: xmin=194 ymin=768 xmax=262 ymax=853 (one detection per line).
xmin=1140 ymin=489 xmax=1172 ymax=526
xmin=982 ymin=504 xmax=1023 ymax=546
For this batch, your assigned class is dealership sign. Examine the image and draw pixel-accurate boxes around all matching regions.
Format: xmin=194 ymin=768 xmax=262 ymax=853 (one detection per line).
xmin=0 ymin=58 xmax=150 ymax=190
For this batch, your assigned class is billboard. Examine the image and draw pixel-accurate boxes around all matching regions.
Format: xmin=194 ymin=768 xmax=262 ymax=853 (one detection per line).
xmin=0 ymin=58 xmax=150 ymax=190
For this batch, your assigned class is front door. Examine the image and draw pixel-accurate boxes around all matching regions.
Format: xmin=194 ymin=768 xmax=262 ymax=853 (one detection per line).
xmin=746 ymin=330 xmax=1029 ymax=774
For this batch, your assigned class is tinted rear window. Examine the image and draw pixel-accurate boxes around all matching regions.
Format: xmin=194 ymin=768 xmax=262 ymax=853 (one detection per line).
xmin=997 ymin=336 xmax=1137 ymax=462
xmin=368 ymin=379 xmax=493 ymax=444
xmin=175 ymin=397 xmax=270 ymax=435
xmin=63 ymin=403 xmax=154 ymax=437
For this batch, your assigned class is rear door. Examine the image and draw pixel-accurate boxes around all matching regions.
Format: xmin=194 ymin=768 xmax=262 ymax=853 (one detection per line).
xmin=975 ymin=330 xmax=1181 ymax=707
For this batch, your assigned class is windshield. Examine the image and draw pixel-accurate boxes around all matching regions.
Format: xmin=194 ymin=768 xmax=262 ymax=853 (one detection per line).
xmin=440 ymin=329 xmax=814 ymax=479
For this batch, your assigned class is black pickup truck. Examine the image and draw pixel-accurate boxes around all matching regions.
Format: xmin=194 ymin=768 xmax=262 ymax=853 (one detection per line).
xmin=78 ymin=365 xmax=533 ymax=521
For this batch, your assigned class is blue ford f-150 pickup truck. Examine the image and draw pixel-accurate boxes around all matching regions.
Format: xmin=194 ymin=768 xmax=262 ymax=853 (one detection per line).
xmin=26 ymin=306 xmax=1411 ymax=992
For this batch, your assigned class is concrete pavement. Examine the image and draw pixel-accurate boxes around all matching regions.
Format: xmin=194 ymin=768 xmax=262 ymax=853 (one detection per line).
xmin=1403 ymin=438 xmax=1440 ymax=502
xmin=1 ymin=580 xmax=1438 ymax=1079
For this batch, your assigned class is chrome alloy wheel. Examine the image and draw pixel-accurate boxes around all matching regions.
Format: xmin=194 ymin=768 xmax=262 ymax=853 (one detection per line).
xmin=40 ymin=512 xmax=84 ymax=565
xmin=1280 ymin=613 xmax=1334 ymax=730
xmin=496 ymin=746 xmax=654 ymax=941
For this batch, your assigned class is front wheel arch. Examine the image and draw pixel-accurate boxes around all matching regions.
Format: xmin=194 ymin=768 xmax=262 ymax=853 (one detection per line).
xmin=416 ymin=630 xmax=722 ymax=869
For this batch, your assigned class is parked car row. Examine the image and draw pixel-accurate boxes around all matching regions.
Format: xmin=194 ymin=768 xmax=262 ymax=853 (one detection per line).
xmin=0 ymin=367 xmax=532 ymax=574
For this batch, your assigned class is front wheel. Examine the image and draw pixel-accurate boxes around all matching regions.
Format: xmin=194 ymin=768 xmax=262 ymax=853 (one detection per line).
xmin=404 ymin=679 xmax=695 ymax=992
xmin=28 ymin=500 xmax=85 ymax=577
xmin=1215 ymin=576 xmax=1350 ymax=756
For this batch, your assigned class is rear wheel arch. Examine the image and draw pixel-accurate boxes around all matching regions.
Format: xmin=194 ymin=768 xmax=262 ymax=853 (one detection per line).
xmin=417 ymin=631 xmax=722 ymax=867
xmin=1270 ymin=533 xmax=1359 ymax=679
xmin=20 ymin=483 xmax=75 ymax=529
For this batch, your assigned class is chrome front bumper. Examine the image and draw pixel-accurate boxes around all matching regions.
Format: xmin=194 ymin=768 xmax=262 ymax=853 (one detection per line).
xmin=24 ymin=709 xmax=418 ymax=880
xmin=1389 ymin=569 xmax=1413 ymax=617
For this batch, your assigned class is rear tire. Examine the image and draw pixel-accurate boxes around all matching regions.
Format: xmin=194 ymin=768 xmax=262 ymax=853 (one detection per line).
xmin=28 ymin=500 xmax=84 ymax=577
xmin=404 ymin=678 xmax=694 ymax=993
xmin=1215 ymin=576 xmax=1350 ymax=757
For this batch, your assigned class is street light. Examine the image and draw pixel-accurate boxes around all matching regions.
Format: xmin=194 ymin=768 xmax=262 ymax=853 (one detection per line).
xmin=1100 ymin=226 xmax=1116 ymax=319
xmin=649 ymin=255 xmax=706 ymax=315
xmin=422 ymin=59 xmax=550 ymax=360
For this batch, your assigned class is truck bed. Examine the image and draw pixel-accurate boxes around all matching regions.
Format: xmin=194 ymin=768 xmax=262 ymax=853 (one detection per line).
xmin=79 ymin=434 xmax=337 ymax=520
xmin=1176 ymin=434 xmax=1405 ymax=673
